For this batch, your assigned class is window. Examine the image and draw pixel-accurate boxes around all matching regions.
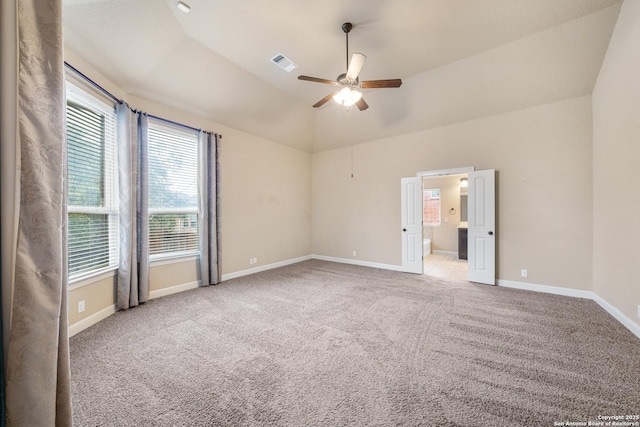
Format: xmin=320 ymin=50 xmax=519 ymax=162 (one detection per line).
xmin=66 ymin=82 xmax=118 ymax=279
xmin=423 ymin=188 xmax=441 ymax=226
xmin=148 ymin=121 xmax=199 ymax=257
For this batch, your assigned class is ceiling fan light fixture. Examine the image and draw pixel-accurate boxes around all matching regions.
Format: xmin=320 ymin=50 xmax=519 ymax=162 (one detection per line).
xmin=333 ymin=87 xmax=362 ymax=107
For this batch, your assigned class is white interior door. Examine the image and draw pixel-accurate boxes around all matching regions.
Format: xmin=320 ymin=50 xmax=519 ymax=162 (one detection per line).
xmin=401 ymin=177 xmax=423 ymax=274
xmin=467 ymin=169 xmax=496 ymax=284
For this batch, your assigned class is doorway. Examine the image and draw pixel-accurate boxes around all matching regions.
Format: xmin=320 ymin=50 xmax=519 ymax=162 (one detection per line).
xmin=421 ymin=173 xmax=468 ymax=281
xmin=401 ymin=167 xmax=496 ymax=285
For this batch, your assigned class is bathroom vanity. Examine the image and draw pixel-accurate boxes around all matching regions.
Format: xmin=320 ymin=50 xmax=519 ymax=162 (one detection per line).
xmin=458 ymin=226 xmax=468 ymax=260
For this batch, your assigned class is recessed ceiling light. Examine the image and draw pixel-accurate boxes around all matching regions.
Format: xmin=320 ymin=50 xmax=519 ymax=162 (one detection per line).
xmin=177 ymin=1 xmax=191 ymax=13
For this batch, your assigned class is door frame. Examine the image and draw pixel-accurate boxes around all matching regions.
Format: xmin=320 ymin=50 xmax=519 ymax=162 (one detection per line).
xmin=417 ymin=167 xmax=475 ymax=178
xmin=404 ymin=166 xmax=488 ymax=279
xmin=418 ymin=166 xmax=475 ymax=271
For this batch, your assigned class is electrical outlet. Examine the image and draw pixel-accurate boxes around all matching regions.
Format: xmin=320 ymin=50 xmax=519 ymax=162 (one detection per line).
xmin=352 ymin=250 xmax=357 ymax=257
xmin=253 ymin=257 xmax=258 ymax=264
xmin=637 ymin=305 xmax=640 ymax=319
xmin=521 ymin=269 xmax=528 ymax=278
xmin=78 ymin=300 xmax=85 ymax=313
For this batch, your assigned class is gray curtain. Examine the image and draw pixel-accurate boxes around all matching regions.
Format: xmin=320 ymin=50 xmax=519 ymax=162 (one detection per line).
xmin=2 ymin=0 xmax=73 ymax=425
xmin=0 ymin=0 xmax=15 ymax=421
xmin=116 ymin=104 xmax=150 ymax=309
xmin=198 ymin=132 xmax=221 ymax=286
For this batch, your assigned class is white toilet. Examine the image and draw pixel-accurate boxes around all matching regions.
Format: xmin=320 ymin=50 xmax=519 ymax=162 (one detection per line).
xmin=423 ymin=238 xmax=431 ymax=256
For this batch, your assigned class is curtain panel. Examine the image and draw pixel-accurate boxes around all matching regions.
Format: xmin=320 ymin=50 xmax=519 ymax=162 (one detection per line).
xmin=198 ymin=132 xmax=221 ymax=286
xmin=0 ymin=0 xmax=17 ymax=422
xmin=117 ymin=104 xmax=150 ymax=310
xmin=2 ymin=0 xmax=73 ymax=425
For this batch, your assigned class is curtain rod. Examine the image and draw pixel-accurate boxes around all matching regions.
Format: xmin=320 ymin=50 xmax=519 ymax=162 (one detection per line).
xmin=65 ymin=61 xmax=122 ymax=105
xmin=64 ymin=61 xmax=219 ymax=137
xmin=133 ymin=109 xmax=214 ymax=135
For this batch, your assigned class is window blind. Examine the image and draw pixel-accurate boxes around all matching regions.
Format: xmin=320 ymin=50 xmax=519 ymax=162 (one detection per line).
xmin=148 ymin=121 xmax=199 ymax=256
xmin=66 ymin=83 xmax=118 ymax=278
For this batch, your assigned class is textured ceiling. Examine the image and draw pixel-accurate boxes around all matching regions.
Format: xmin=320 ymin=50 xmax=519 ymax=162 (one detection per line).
xmin=62 ymin=0 xmax=622 ymax=152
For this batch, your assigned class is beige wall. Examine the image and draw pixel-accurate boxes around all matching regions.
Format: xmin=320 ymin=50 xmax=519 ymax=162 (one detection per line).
xmin=313 ymin=96 xmax=593 ymax=290
xmin=68 ymin=275 xmax=116 ymax=326
xmin=422 ymin=175 xmax=463 ymax=252
xmin=592 ymin=1 xmax=640 ymax=323
xmin=65 ymin=50 xmax=312 ymax=328
xmin=150 ymin=260 xmax=199 ymax=292
xmin=220 ymin=131 xmax=311 ymax=274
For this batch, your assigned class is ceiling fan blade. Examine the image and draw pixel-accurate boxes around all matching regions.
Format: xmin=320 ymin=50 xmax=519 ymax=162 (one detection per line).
xmin=360 ymin=79 xmax=403 ymax=89
xmin=346 ymin=53 xmax=366 ymax=81
xmin=313 ymin=91 xmax=339 ymax=108
xmin=355 ymin=97 xmax=369 ymax=111
xmin=298 ymin=75 xmax=337 ymax=85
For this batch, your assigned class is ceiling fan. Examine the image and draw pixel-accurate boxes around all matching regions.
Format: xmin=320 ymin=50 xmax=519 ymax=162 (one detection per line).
xmin=298 ymin=22 xmax=402 ymax=111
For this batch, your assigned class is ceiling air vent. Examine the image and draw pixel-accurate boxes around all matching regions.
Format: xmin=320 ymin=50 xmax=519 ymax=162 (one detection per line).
xmin=271 ymin=53 xmax=298 ymax=72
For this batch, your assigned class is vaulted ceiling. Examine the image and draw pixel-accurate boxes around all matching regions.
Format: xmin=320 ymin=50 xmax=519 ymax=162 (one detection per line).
xmin=63 ymin=0 xmax=622 ymax=152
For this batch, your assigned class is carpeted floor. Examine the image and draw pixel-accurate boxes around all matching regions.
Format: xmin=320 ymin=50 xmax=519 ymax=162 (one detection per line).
xmin=70 ymin=260 xmax=640 ymax=426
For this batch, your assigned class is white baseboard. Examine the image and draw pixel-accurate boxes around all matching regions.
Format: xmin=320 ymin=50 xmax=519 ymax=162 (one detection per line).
xmin=221 ymin=254 xmax=402 ymax=282
xmin=221 ymin=255 xmax=313 ymax=281
xmin=498 ymin=279 xmax=640 ymax=340
xmin=149 ymin=280 xmax=200 ymax=299
xmin=592 ymin=293 xmax=640 ymax=340
xmin=68 ymin=280 xmax=201 ymax=337
xmin=68 ymin=304 xmax=116 ymax=338
xmin=311 ymin=254 xmax=402 ymax=272
xmin=497 ymin=279 xmax=594 ymax=299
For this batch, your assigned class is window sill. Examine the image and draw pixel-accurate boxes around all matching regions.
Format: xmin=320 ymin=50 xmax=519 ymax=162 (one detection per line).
xmin=150 ymin=252 xmax=200 ymax=267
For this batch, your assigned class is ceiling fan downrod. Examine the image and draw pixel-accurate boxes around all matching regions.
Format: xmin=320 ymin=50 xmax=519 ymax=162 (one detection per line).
xmin=342 ymin=22 xmax=352 ymax=72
